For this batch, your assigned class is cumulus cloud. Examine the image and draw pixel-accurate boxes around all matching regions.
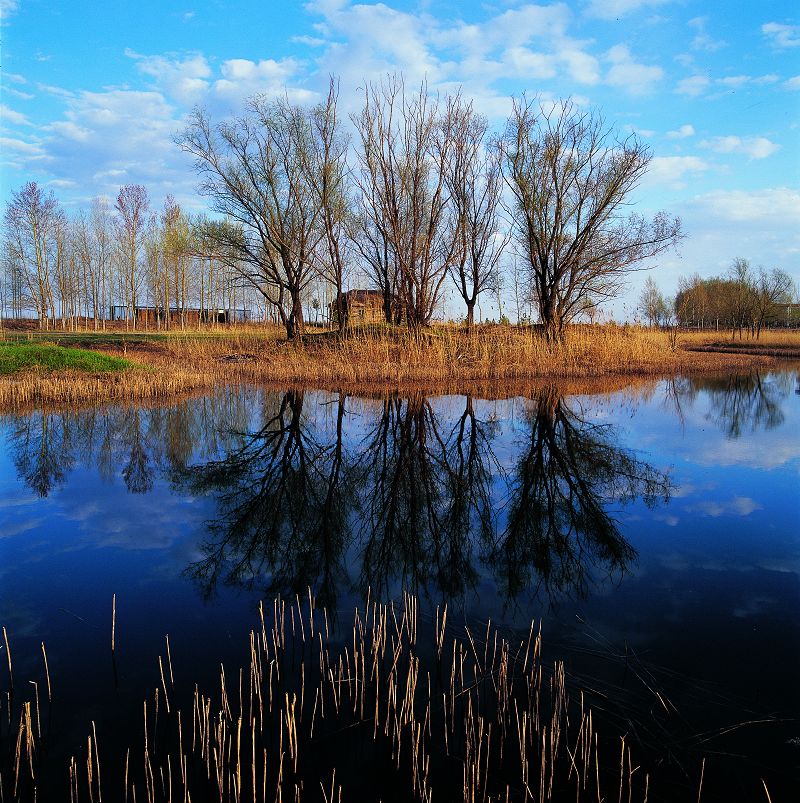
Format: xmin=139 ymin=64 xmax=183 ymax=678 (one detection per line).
xmin=643 ymin=155 xmax=709 ymax=188
xmin=127 ymin=49 xmax=212 ymax=105
xmin=213 ymin=58 xmax=315 ymax=105
xmin=605 ymin=44 xmax=663 ymax=95
xmin=36 ymin=88 xmax=197 ymax=202
xmin=666 ymin=123 xmax=695 ymax=139
xmin=690 ymin=187 xmax=800 ymax=224
xmin=700 ymin=135 xmax=780 ymax=160
xmin=785 ymin=75 xmax=800 ymax=90
xmin=676 ymin=74 xmax=710 ymax=96
xmin=762 ymin=22 xmax=800 ymax=49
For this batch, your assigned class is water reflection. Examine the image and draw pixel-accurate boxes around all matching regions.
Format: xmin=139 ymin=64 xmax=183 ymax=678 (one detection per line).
xmin=165 ymin=387 xmax=671 ymax=609
xmin=496 ymin=388 xmax=663 ymax=601
xmin=667 ymin=370 xmax=791 ymax=438
xmin=8 ymin=372 xmax=796 ymax=608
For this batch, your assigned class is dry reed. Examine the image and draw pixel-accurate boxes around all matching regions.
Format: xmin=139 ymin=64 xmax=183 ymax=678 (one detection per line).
xmin=1 ymin=324 xmax=797 ymax=411
xmin=0 ymin=591 xmax=756 ymax=803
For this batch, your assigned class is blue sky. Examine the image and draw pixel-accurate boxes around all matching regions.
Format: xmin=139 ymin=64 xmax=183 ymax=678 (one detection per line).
xmin=1 ymin=0 xmax=798 ymax=313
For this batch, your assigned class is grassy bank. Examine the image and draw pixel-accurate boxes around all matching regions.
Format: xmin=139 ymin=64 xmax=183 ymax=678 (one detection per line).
xmin=0 ymin=324 xmax=798 ymax=409
xmin=0 ymin=342 xmax=135 ymax=374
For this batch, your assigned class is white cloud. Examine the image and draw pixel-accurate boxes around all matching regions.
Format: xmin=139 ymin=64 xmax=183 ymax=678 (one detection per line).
xmin=784 ymin=75 xmax=800 ymax=90
xmin=691 ymin=187 xmax=800 ymax=224
xmin=676 ymin=74 xmax=710 ymax=96
xmin=0 ymin=0 xmax=19 ymax=20
xmin=762 ymin=22 xmax=800 ymax=49
xmin=0 ymin=136 xmax=43 ymax=156
xmin=35 ymin=88 xmax=196 ymax=202
xmin=643 ymin=155 xmax=709 ymax=188
xmin=584 ymin=0 xmax=670 ymax=21
xmin=0 ymin=104 xmax=32 ymax=126
xmin=688 ymin=16 xmax=725 ymax=52
xmin=666 ymin=123 xmax=695 ymax=139
xmin=214 ymin=58 xmax=315 ymax=105
xmin=700 ymin=135 xmax=780 ymax=160
xmin=127 ymin=50 xmax=212 ymax=105
xmin=605 ymin=44 xmax=663 ymax=95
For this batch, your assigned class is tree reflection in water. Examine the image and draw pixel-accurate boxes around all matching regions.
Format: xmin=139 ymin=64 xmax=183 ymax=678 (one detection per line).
xmin=494 ymin=388 xmax=668 ymax=602
xmin=3 ymin=385 xmax=680 ymax=608
xmin=172 ymin=388 xmax=672 ymax=609
xmin=666 ymin=370 xmax=790 ymax=438
xmin=175 ymin=391 xmax=356 ymax=607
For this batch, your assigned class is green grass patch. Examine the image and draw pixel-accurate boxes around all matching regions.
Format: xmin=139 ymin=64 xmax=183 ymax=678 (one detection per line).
xmin=0 ymin=343 xmax=135 ymax=375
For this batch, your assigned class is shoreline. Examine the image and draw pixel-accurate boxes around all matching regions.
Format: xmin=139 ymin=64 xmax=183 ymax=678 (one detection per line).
xmin=1 ymin=325 xmax=798 ymax=411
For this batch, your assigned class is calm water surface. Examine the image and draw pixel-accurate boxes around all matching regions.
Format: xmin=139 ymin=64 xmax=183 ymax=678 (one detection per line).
xmin=1 ymin=371 xmax=798 ymax=799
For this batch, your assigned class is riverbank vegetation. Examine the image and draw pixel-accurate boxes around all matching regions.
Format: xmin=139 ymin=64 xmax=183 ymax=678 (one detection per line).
xmin=0 ymin=342 xmax=134 ymax=375
xmin=0 ymin=322 xmax=798 ymax=410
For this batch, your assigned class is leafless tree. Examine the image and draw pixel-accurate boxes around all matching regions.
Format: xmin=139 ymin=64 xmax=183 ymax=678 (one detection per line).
xmin=444 ymin=98 xmax=507 ymax=329
xmin=115 ymin=184 xmax=150 ymax=329
xmin=178 ymin=96 xmax=324 ymax=339
xmin=353 ymin=77 xmax=457 ymax=327
xmin=753 ymin=266 xmax=794 ymax=338
xmin=3 ymin=182 xmax=63 ymax=328
xmin=498 ymin=97 xmax=682 ymax=341
xmin=308 ymin=79 xmax=353 ymax=332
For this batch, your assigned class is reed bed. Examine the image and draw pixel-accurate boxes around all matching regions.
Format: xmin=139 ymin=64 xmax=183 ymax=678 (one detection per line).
xmin=0 ymin=592 xmax=676 ymax=803
xmin=0 ymin=324 xmax=797 ymax=410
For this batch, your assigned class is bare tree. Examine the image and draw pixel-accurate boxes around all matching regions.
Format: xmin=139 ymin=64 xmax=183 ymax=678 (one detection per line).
xmin=444 ymin=98 xmax=507 ymax=329
xmin=178 ymin=96 xmax=323 ymax=339
xmin=115 ymin=184 xmax=150 ymax=329
xmin=498 ymin=97 xmax=681 ymax=341
xmin=353 ymin=77 xmax=457 ymax=327
xmin=753 ymin=266 xmax=794 ymax=338
xmin=637 ymin=276 xmax=669 ymax=327
xmin=3 ymin=182 xmax=63 ymax=328
xmin=90 ymin=198 xmax=114 ymax=329
xmin=308 ymin=79 xmax=353 ymax=332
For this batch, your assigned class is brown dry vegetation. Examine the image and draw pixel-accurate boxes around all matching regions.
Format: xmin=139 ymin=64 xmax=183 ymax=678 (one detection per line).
xmin=0 ymin=323 xmax=798 ymax=410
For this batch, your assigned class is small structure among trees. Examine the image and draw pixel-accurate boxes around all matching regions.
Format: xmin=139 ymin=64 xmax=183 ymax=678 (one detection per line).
xmin=329 ymin=289 xmax=400 ymax=326
xmin=109 ymin=305 xmax=250 ymax=326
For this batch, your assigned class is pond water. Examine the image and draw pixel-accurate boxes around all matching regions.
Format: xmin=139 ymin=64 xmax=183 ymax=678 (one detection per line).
xmin=1 ymin=370 xmax=798 ymax=800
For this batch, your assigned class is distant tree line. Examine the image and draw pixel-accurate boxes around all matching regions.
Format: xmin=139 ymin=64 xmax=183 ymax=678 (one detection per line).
xmin=638 ymin=258 xmax=797 ymax=337
xmin=4 ymin=74 xmax=686 ymax=338
xmin=1 ymin=182 xmax=268 ymax=330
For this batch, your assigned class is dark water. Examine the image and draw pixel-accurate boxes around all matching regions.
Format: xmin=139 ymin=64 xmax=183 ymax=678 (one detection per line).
xmin=1 ymin=371 xmax=798 ymax=800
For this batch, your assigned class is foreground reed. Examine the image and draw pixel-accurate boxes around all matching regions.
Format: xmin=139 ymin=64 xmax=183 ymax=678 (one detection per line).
xmin=1 ymin=324 xmax=797 ymax=410
xmin=1 ymin=591 xmax=768 ymax=803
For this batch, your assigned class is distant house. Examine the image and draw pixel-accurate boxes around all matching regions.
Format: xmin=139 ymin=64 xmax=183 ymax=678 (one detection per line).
xmin=330 ymin=290 xmax=398 ymax=325
xmin=109 ymin=306 xmax=250 ymax=325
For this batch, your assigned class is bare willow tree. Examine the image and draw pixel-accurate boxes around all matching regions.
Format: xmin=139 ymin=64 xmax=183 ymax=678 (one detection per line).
xmin=353 ymin=77 xmax=457 ymax=327
xmin=178 ymin=96 xmax=324 ymax=339
xmin=115 ymin=184 xmax=150 ymax=329
xmin=499 ymin=97 xmax=682 ymax=341
xmin=444 ymin=98 xmax=507 ymax=329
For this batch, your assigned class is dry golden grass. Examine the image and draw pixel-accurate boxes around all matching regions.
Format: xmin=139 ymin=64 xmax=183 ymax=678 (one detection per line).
xmin=0 ymin=323 xmax=798 ymax=410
